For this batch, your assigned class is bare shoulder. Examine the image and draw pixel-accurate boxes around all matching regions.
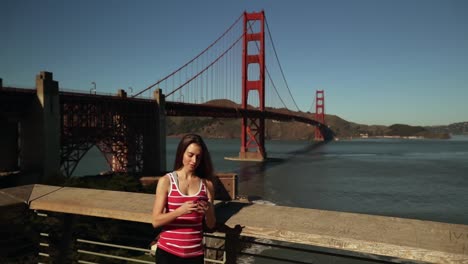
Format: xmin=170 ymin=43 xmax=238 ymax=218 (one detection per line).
xmin=202 ymin=177 xmax=213 ymax=186
xmin=159 ymin=174 xmax=171 ymax=183
xmin=202 ymin=178 xmax=215 ymax=201
xmin=203 ymin=178 xmax=215 ymax=191
xmin=156 ymin=174 xmax=171 ymax=194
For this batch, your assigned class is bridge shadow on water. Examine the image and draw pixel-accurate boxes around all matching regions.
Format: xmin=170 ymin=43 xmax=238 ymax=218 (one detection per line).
xmin=239 ymin=140 xmax=329 ymax=173
xmin=234 ymin=140 xmax=330 ymax=202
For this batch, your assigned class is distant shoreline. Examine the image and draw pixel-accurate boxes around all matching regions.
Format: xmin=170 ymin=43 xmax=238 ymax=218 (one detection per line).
xmin=339 ymin=135 xmax=454 ymax=141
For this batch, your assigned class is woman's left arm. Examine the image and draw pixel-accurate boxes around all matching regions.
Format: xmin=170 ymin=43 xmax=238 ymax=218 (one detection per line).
xmin=204 ymin=179 xmax=216 ymax=229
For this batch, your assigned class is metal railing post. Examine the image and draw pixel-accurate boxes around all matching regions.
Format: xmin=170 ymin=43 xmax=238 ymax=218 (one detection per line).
xmin=56 ymin=214 xmax=76 ymax=263
xmin=224 ymin=232 xmax=240 ymax=264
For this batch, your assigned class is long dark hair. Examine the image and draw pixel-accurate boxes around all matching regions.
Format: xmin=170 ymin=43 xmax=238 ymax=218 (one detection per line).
xmin=173 ymin=134 xmax=213 ymax=179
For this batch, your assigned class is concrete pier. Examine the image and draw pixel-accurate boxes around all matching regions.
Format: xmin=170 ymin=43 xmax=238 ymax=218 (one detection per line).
xmin=149 ymin=88 xmax=166 ymax=174
xmin=20 ymin=72 xmax=60 ymax=182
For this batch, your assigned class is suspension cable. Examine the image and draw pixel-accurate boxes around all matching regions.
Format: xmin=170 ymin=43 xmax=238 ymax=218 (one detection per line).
xmin=266 ymin=67 xmax=288 ymax=109
xmin=132 ymin=13 xmax=244 ymax=98
xmin=265 ymin=16 xmax=300 ymax=111
xmin=308 ymin=92 xmax=316 ymax=113
xmin=167 ymin=34 xmax=243 ymax=97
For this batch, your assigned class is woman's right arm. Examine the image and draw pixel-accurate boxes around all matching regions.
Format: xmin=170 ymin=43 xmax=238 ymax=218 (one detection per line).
xmin=152 ymin=175 xmax=198 ymax=228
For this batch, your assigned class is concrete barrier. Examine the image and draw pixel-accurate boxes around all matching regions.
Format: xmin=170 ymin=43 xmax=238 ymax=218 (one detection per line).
xmin=1 ymin=184 xmax=467 ymax=263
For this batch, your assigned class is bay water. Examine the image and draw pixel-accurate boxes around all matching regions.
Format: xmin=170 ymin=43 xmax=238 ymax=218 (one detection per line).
xmin=74 ymin=136 xmax=468 ymax=263
xmin=76 ymin=136 xmax=468 ymax=224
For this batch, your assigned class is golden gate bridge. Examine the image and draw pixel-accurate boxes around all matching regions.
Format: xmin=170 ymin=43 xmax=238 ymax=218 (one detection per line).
xmin=131 ymin=11 xmax=332 ymax=158
xmin=0 ymin=11 xmax=334 ymax=178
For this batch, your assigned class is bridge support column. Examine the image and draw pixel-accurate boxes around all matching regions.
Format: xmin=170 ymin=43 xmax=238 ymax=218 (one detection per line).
xmin=141 ymin=89 xmax=165 ymax=175
xmin=0 ymin=121 xmax=19 ymax=172
xmin=238 ymin=11 xmax=266 ymax=161
xmin=0 ymin=78 xmax=18 ymax=173
xmin=314 ymin=90 xmax=325 ymax=141
xmin=20 ymin=71 xmax=61 ymax=182
xmin=110 ymin=89 xmax=136 ymax=173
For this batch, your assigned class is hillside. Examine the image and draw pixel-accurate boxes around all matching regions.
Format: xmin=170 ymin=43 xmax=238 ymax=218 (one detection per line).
xmin=167 ymin=100 xmax=455 ymax=140
xmin=425 ymin=122 xmax=468 ymax=135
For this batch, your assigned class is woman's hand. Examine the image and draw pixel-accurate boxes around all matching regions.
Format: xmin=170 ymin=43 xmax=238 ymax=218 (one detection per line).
xmin=176 ymin=201 xmax=198 ymax=215
xmin=196 ymin=200 xmax=211 ymax=214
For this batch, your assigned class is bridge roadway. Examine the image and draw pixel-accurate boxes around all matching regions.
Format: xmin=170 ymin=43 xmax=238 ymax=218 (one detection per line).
xmin=1 ymin=184 xmax=467 ymax=263
xmin=165 ymin=101 xmax=333 ymax=140
xmin=0 ymin=86 xmax=333 ymax=138
xmin=1 ymin=87 xmax=324 ymax=124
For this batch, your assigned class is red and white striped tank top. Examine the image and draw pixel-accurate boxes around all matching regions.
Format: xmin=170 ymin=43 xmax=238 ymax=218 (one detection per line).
xmin=157 ymin=172 xmax=207 ymax=258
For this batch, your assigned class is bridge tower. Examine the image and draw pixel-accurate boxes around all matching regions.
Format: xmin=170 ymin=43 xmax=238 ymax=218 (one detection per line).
xmin=239 ymin=11 xmax=266 ymax=161
xmin=315 ymin=90 xmax=325 ymax=141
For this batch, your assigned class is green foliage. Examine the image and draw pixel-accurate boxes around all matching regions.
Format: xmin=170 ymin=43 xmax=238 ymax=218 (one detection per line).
xmin=64 ymin=173 xmax=143 ymax=192
xmin=167 ymin=117 xmax=217 ymax=135
xmin=387 ymin=124 xmax=427 ymax=136
xmin=0 ymin=207 xmax=40 ymax=264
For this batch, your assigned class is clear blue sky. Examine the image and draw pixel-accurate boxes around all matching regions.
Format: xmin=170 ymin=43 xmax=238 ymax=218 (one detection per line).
xmin=2 ymin=0 xmax=467 ymax=126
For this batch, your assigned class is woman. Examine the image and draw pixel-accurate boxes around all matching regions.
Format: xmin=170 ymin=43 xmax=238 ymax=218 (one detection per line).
xmin=152 ymin=134 xmax=216 ymax=264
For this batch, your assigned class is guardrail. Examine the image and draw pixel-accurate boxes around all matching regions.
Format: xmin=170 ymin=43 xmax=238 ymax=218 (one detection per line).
xmin=33 ymin=210 xmax=228 ymax=264
xmin=31 ymin=210 xmax=396 ymax=264
xmin=1 ymin=183 xmax=467 ymax=263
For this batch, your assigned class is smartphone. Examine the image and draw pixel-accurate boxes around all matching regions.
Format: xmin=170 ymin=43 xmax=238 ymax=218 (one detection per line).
xmin=196 ymin=196 xmax=208 ymax=204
